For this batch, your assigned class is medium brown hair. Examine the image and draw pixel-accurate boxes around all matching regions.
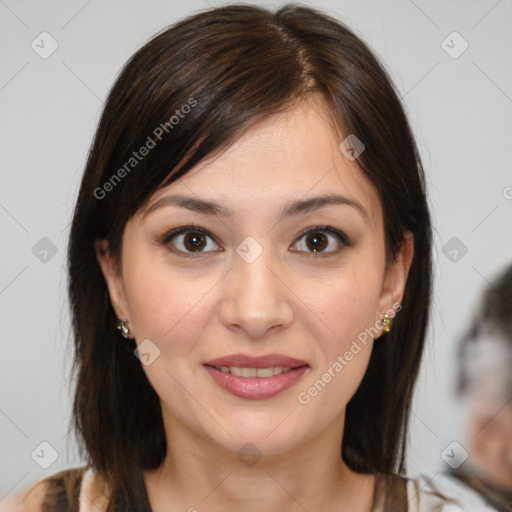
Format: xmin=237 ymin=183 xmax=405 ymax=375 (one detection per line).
xmin=65 ymin=3 xmax=432 ymax=509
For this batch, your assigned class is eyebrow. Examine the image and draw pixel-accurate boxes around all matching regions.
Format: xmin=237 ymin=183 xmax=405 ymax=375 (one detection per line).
xmin=144 ymin=195 xmax=233 ymax=217
xmin=279 ymin=194 xmax=368 ymax=222
xmin=143 ymin=193 xmax=368 ymax=221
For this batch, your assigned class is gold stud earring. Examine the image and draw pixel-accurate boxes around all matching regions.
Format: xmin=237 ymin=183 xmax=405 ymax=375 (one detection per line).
xmin=116 ymin=318 xmax=132 ymax=339
xmin=382 ymin=314 xmax=392 ymax=333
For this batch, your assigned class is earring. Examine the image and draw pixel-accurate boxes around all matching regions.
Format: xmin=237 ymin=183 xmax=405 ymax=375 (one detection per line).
xmin=382 ymin=314 xmax=392 ymax=333
xmin=116 ymin=318 xmax=132 ymax=339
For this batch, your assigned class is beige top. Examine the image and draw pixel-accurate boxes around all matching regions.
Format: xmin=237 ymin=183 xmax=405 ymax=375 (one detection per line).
xmin=3 ymin=466 xmax=499 ymax=511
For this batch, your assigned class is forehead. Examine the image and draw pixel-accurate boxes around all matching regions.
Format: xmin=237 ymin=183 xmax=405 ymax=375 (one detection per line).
xmin=145 ymin=99 xmax=382 ymax=228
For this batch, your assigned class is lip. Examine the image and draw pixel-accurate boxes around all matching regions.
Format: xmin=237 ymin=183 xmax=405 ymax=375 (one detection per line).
xmin=203 ymin=353 xmax=309 ymax=369
xmin=204 ymin=364 xmax=309 ymax=400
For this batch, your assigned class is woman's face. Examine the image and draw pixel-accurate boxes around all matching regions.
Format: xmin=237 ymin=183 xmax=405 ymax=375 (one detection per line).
xmin=98 ymin=98 xmax=412 ymax=457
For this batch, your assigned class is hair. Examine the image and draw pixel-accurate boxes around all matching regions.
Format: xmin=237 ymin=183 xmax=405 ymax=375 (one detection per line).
xmin=64 ymin=3 xmax=432 ymax=510
xmin=456 ymin=262 xmax=512 ymax=396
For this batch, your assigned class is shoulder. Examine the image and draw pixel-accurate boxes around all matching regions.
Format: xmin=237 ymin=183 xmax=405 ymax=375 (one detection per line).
xmin=405 ymin=472 xmax=499 ymax=512
xmin=0 ymin=479 xmax=50 ymax=512
xmin=0 ymin=466 xmax=107 ymax=512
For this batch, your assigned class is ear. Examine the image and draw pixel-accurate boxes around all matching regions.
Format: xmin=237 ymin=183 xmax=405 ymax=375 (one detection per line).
xmin=95 ymin=239 xmax=130 ymax=320
xmin=376 ymin=231 xmax=414 ymax=328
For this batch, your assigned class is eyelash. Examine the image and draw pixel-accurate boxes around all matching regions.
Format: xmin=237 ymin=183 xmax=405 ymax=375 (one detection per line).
xmin=158 ymin=224 xmax=350 ymax=257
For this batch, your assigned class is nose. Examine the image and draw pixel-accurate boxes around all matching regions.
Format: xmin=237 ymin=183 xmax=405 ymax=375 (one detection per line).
xmin=219 ymin=251 xmax=294 ymax=339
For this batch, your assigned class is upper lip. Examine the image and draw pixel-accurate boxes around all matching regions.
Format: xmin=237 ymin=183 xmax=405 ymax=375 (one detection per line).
xmin=203 ymin=353 xmax=309 ymax=369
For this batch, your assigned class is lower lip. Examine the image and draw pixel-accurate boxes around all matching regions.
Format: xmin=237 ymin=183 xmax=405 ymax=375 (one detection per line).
xmin=204 ymin=365 xmax=309 ymax=400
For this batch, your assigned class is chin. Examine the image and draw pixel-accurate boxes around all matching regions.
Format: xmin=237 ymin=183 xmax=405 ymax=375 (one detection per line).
xmin=201 ymin=410 xmax=311 ymax=457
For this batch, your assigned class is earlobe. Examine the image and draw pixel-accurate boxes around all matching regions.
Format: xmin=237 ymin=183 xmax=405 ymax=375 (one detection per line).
xmin=94 ymin=239 xmax=127 ymax=320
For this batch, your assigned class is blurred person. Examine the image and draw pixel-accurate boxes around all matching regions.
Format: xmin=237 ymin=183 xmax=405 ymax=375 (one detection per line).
xmin=449 ymin=263 xmax=512 ymax=511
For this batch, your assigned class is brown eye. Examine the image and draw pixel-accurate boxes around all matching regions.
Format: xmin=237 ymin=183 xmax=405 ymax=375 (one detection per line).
xmin=305 ymin=232 xmax=328 ymax=252
xmin=291 ymin=227 xmax=348 ymax=254
xmin=183 ymin=232 xmax=207 ymax=252
xmin=162 ymin=227 xmax=220 ymax=254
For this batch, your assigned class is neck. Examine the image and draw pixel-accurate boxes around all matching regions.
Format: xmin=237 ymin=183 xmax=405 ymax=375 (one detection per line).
xmin=143 ymin=410 xmax=376 ymax=512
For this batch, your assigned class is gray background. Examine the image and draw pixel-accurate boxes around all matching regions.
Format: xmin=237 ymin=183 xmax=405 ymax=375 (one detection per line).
xmin=1 ymin=0 xmax=511 ymax=500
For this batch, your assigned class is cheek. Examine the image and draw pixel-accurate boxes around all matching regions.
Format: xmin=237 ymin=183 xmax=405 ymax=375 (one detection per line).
xmin=300 ymin=267 xmax=383 ymax=353
xmin=289 ymin=273 xmax=382 ymax=406
xmin=123 ymin=263 xmax=222 ymax=415
xmin=122 ymin=252 xmax=219 ymax=348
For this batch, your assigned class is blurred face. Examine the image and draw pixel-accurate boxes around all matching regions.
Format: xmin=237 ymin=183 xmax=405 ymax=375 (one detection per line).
xmin=466 ymin=398 xmax=512 ymax=490
xmin=98 ymin=98 xmax=412 ymax=458
xmin=464 ymin=333 xmax=512 ymax=489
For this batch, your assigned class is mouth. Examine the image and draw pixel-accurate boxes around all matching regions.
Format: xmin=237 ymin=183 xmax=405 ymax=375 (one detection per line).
xmin=203 ymin=353 xmax=309 ymax=370
xmin=202 ymin=354 xmax=310 ymax=400
xmin=205 ymin=365 xmax=297 ymax=378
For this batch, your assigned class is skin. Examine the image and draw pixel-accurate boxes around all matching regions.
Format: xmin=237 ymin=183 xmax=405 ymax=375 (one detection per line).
xmin=96 ymin=97 xmax=414 ymax=512
xmin=465 ymin=396 xmax=512 ymax=491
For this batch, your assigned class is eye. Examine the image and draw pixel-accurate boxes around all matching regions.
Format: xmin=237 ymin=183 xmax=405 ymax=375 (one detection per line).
xmin=290 ymin=226 xmax=348 ymax=254
xmin=160 ymin=226 xmax=220 ymax=254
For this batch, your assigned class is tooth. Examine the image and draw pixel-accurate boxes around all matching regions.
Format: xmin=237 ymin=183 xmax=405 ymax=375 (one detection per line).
xmin=230 ymin=366 xmax=243 ymax=376
xmin=256 ymin=367 xmax=274 ymax=378
xmin=218 ymin=366 xmax=295 ymax=377
xmin=241 ymin=367 xmax=257 ymax=377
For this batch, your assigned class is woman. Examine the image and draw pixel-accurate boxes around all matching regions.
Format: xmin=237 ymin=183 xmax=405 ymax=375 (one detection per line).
xmin=6 ymin=3 xmax=495 ymax=511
